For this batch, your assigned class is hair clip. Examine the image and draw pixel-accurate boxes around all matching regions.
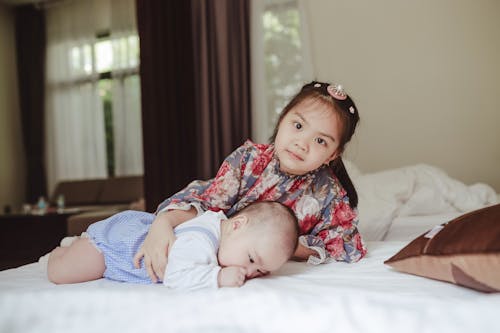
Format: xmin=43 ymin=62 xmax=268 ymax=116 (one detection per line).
xmin=313 ymin=83 xmax=321 ymax=88
xmin=327 ymin=84 xmax=347 ymax=101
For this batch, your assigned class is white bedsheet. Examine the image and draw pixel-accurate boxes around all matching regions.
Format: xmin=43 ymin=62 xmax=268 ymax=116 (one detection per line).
xmin=1 ymin=164 xmax=499 ymax=333
xmin=1 ymin=240 xmax=499 ymax=333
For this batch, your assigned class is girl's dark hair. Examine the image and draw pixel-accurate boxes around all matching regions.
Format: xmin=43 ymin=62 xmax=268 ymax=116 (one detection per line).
xmin=269 ymin=81 xmax=360 ymax=208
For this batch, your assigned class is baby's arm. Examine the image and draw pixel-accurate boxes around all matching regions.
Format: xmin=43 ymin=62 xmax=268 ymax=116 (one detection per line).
xmin=163 ymin=234 xmax=246 ymax=290
xmin=166 ymin=264 xmax=246 ymax=289
xmin=133 ymin=207 xmax=197 ymax=282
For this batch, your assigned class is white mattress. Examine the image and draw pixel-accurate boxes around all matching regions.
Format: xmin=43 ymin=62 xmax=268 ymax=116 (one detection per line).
xmin=2 ymin=165 xmax=498 ymax=333
xmin=1 ymin=239 xmax=498 ymax=333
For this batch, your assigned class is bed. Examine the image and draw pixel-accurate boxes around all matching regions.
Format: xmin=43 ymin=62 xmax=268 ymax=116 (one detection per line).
xmin=1 ymin=164 xmax=499 ymax=333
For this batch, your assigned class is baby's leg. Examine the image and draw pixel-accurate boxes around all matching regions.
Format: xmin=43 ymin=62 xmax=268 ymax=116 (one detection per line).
xmin=47 ymin=238 xmax=105 ymax=284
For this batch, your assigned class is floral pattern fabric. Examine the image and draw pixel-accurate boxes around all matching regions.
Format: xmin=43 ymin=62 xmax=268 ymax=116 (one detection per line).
xmin=157 ymin=140 xmax=367 ymax=264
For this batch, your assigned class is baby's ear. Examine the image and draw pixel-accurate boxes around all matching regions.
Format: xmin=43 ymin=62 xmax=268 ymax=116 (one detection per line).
xmin=232 ymin=215 xmax=248 ymax=230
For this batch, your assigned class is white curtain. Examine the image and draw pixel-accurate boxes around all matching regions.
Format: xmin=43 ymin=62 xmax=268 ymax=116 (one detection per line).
xmin=110 ymin=0 xmax=143 ymax=176
xmin=111 ymin=75 xmax=143 ymax=176
xmin=45 ymin=0 xmax=141 ymax=194
xmin=45 ymin=0 xmax=107 ymax=193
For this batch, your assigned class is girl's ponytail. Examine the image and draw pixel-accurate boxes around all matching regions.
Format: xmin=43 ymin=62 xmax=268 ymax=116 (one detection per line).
xmin=331 ymin=157 xmax=358 ymax=208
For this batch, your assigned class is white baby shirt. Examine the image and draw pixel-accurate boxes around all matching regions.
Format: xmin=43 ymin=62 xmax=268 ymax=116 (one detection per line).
xmin=163 ymin=210 xmax=225 ymax=291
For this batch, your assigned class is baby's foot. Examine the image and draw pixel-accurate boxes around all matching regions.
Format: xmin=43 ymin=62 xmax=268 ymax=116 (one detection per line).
xmin=60 ymin=236 xmax=79 ymax=247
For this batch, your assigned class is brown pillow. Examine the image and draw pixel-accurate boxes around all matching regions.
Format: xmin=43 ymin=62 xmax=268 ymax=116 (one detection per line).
xmin=384 ymin=204 xmax=500 ymax=293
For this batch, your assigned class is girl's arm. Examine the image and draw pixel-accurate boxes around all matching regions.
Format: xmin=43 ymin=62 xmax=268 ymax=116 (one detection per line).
xmin=297 ymin=185 xmax=367 ymax=264
xmin=307 ymin=198 xmax=367 ymax=264
xmin=133 ymin=207 xmax=196 ymax=282
xmin=135 ymin=141 xmax=252 ymax=282
xmin=291 ymin=243 xmax=317 ymax=261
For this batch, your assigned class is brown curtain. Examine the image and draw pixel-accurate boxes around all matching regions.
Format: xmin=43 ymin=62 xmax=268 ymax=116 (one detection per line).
xmin=136 ymin=1 xmax=197 ymax=212
xmin=137 ymin=0 xmax=251 ymax=212
xmin=15 ymin=5 xmax=47 ymax=203
xmin=191 ymin=0 xmax=252 ymax=179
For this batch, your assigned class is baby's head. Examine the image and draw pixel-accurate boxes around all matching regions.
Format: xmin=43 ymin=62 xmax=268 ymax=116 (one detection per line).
xmin=218 ymin=201 xmax=299 ymax=279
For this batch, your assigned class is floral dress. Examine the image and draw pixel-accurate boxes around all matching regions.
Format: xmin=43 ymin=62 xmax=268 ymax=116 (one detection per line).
xmin=157 ymin=140 xmax=367 ymax=264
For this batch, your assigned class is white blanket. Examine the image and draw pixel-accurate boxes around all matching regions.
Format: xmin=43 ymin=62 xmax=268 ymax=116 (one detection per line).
xmin=354 ymin=164 xmax=498 ymax=240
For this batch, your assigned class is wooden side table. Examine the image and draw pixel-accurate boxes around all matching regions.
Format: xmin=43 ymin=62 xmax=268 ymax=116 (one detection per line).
xmin=0 ymin=210 xmax=79 ymax=270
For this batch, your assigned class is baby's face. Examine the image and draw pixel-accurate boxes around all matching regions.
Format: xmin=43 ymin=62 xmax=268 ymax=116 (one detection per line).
xmin=218 ymin=230 xmax=288 ymax=279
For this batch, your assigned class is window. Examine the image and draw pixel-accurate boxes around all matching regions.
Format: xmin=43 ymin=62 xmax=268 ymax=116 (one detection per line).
xmin=94 ymin=33 xmax=140 ymax=176
xmin=252 ymin=0 xmax=312 ymax=142
xmin=263 ymin=3 xmax=303 ymax=117
xmin=45 ymin=0 xmax=142 ymax=191
xmin=61 ymin=33 xmax=141 ymax=177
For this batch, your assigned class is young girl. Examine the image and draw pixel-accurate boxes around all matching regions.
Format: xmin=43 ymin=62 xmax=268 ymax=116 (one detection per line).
xmin=135 ymin=81 xmax=367 ymax=282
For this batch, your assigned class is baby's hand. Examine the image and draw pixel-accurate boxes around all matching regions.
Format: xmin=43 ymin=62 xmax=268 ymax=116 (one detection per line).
xmin=218 ymin=266 xmax=246 ymax=287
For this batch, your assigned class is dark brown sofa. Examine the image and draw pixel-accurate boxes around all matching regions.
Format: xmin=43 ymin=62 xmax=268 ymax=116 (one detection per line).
xmin=50 ymin=175 xmax=144 ymax=236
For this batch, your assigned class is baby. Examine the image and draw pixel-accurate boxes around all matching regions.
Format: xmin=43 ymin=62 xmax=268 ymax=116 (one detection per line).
xmin=47 ymin=201 xmax=299 ymax=290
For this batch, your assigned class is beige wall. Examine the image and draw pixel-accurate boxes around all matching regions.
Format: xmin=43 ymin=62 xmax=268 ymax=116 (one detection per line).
xmin=0 ymin=4 xmax=26 ymax=212
xmin=1 ymin=1 xmax=498 ymax=216
xmin=305 ymin=0 xmax=500 ymax=191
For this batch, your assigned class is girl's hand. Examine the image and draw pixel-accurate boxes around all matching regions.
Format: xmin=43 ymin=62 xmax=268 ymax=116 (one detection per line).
xmin=291 ymin=242 xmax=317 ymax=261
xmin=133 ymin=213 xmax=175 ymax=283
xmin=218 ymin=266 xmax=247 ymax=287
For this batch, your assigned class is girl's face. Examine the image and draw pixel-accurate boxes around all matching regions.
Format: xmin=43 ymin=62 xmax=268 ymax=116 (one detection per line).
xmin=274 ymin=99 xmax=341 ymax=175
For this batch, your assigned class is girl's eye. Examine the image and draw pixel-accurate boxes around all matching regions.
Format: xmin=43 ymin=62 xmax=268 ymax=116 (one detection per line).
xmin=248 ymin=255 xmax=254 ymax=264
xmin=293 ymin=122 xmax=302 ymax=130
xmin=315 ymin=137 xmax=326 ymax=145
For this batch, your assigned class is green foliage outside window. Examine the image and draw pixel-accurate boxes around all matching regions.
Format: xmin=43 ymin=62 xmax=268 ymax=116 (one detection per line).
xmin=263 ymin=4 xmax=303 ymax=125
xmin=98 ymin=79 xmax=114 ymax=177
